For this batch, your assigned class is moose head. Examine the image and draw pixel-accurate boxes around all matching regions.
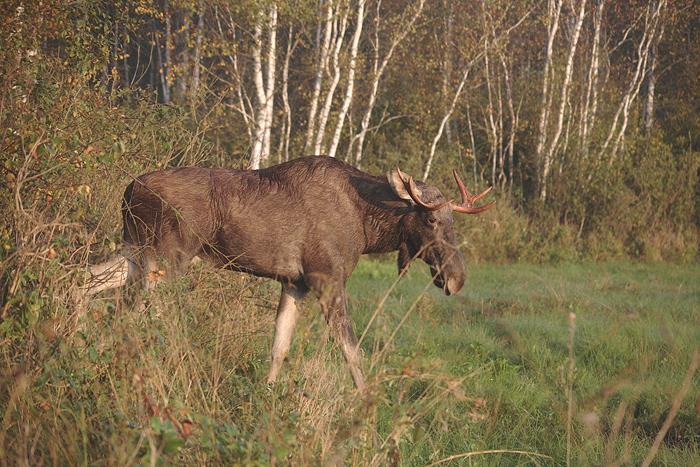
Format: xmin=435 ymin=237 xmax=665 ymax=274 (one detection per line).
xmin=388 ymin=167 xmax=494 ymax=296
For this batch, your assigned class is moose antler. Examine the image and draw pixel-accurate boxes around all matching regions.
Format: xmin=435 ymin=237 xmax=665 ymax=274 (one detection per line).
xmin=396 ymin=168 xmax=450 ymax=211
xmin=451 ymin=169 xmax=495 ymax=214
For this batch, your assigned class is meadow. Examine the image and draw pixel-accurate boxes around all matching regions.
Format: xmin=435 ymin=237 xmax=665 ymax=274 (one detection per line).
xmin=1 ymin=258 xmax=698 ymax=465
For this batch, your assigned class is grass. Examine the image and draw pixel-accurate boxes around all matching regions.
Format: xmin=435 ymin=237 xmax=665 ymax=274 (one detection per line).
xmin=1 ymin=259 xmax=699 ymax=465
xmin=350 ymin=260 xmax=700 ymax=465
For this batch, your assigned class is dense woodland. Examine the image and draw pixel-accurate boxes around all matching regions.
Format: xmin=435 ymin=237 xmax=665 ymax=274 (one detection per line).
xmin=1 ymin=0 xmax=699 ymax=261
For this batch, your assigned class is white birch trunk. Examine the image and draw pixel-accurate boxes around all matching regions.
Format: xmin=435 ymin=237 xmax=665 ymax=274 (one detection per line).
xmin=192 ymin=6 xmax=204 ymax=98
xmin=500 ymin=53 xmax=517 ymax=193
xmin=261 ymin=5 xmax=278 ymax=163
xmin=580 ymin=0 xmax=604 ymax=157
xmin=479 ymin=2 xmax=503 ymax=190
xmin=482 ymin=38 xmax=499 ymax=188
xmin=598 ymin=0 xmax=665 ymax=164
xmin=304 ymin=2 xmax=334 ymax=153
xmin=175 ymin=15 xmax=191 ymax=101
xmin=250 ymin=5 xmax=277 ymax=169
xmin=534 ymin=0 xmax=562 ymax=190
xmin=422 ymin=8 xmax=532 ymax=181
xmin=250 ymin=15 xmax=267 ymax=169
xmin=354 ymin=0 xmax=425 ymax=166
xmin=540 ymin=0 xmax=587 ymax=202
xmin=314 ymin=8 xmax=349 ymax=155
xmin=422 ymin=66 xmax=472 ymax=181
xmin=466 ymin=102 xmax=478 ymax=186
xmin=327 ymin=0 xmax=366 ymax=159
xmin=644 ymin=12 xmax=664 ymax=134
xmin=231 ymin=23 xmax=255 ymax=145
xmin=159 ymin=0 xmax=172 ymax=104
xmin=443 ymin=0 xmax=454 ymax=145
xmin=643 ymin=46 xmax=656 ymax=133
xmin=280 ymin=27 xmax=295 ymax=162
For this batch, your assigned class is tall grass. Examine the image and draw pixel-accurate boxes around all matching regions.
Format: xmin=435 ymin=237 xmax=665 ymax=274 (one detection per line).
xmin=3 ymin=254 xmax=699 ymax=465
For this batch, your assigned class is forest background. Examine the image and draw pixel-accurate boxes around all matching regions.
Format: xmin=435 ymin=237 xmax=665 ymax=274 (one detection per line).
xmin=2 ymin=0 xmax=699 ymax=264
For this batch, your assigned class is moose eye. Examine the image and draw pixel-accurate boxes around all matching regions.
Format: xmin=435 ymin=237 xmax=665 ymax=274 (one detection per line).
xmin=426 ymin=216 xmax=438 ymax=227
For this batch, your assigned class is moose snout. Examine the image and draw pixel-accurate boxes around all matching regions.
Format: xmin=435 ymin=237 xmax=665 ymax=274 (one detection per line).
xmin=430 ymin=267 xmax=464 ymax=296
xmin=445 ymin=276 xmax=464 ymax=296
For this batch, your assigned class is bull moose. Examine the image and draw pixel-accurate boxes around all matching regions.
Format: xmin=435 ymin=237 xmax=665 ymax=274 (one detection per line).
xmin=83 ymin=156 xmax=494 ymax=390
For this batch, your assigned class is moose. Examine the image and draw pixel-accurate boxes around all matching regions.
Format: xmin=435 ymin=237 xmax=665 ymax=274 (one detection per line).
xmin=83 ymin=156 xmax=494 ymax=390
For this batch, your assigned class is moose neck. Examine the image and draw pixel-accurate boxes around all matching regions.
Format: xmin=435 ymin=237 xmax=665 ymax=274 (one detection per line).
xmin=356 ymin=180 xmax=411 ymax=255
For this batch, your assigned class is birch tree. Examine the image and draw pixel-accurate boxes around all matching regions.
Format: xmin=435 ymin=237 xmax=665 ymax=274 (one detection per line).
xmin=278 ymin=26 xmax=298 ymax=162
xmin=155 ymin=0 xmax=172 ymax=103
xmin=250 ymin=4 xmax=278 ymax=170
xmin=422 ymin=5 xmax=531 ymax=181
xmin=353 ymin=0 xmax=425 ymax=166
xmin=191 ymin=5 xmax=204 ymax=98
xmin=579 ymin=0 xmax=605 ymax=157
xmin=261 ymin=5 xmax=277 ymax=162
xmin=534 ymin=0 xmax=562 ymax=195
xmin=540 ymin=0 xmax=587 ymax=202
xmin=313 ymin=5 xmax=349 ymax=155
xmin=215 ymin=8 xmax=255 ymax=147
xmin=304 ymin=1 xmax=334 ymax=153
xmin=327 ymin=0 xmax=366 ymax=159
xmin=597 ymin=0 xmax=666 ymax=164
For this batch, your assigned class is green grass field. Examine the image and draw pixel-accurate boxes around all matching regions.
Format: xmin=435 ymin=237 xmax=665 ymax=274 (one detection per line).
xmin=1 ymin=260 xmax=699 ymax=465
xmin=349 ymin=260 xmax=700 ymax=465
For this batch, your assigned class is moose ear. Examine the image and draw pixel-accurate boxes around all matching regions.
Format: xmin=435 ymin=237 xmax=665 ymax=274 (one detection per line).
xmin=387 ymin=168 xmax=421 ymax=202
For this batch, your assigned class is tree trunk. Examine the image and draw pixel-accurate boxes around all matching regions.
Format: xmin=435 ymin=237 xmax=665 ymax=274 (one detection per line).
xmin=422 ymin=65 xmax=472 ymax=181
xmin=540 ymin=0 xmax=587 ymax=202
xmin=304 ymin=1 xmax=334 ymax=153
xmin=534 ymin=0 xmax=562 ymax=197
xmin=164 ymin=1 xmax=172 ymax=103
xmin=175 ymin=13 xmax=191 ymax=102
xmin=643 ymin=40 xmax=657 ymax=133
xmin=580 ymin=0 xmax=604 ymax=158
xmin=192 ymin=5 xmax=204 ymax=99
xmin=262 ymin=5 xmax=278 ymax=163
xmin=328 ymin=0 xmax=366 ymax=158
xmin=155 ymin=31 xmax=170 ymax=103
xmin=216 ymin=10 xmax=254 ymax=146
xmin=598 ymin=0 xmax=666 ymax=164
xmin=443 ymin=0 xmax=454 ymax=145
xmin=314 ymin=8 xmax=349 ymax=155
xmin=466 ymin=103 xmax=478 ymax=187
xmin=500 ymin=53 xmax=517 ymax=194
xmin=250 ymin=13 xmax=267 ymax=169
xmin=249 ymin=5 xmax=277 ymax=169
xmin=422 ymin=7 xmax=531 ymax=181
xmin=279 ymin=27 xmax=295 ymax=162
xmin=354 ymin=0 xmax=425 ymax=166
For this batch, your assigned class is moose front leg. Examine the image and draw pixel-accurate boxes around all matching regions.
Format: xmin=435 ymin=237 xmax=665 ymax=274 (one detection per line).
xmin=81 ymin=254 xmax=136 ymax=297
xmin=306 ymin=273 xmax=365 ymax=391
xmin=267 ymin=284 xmax=306 ymax=384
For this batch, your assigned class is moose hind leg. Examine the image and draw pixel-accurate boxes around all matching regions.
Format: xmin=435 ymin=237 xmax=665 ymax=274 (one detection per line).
xmin=330 ymin=307 xmax=365 ymax=391
xmin=267 ymin=285 xmax=305 ymax=384
xmin=306 ymin=273 xmax=365 ymax=391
